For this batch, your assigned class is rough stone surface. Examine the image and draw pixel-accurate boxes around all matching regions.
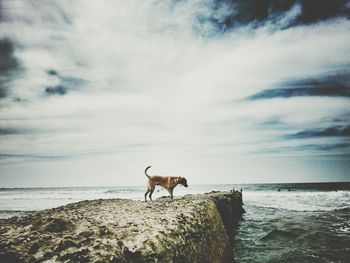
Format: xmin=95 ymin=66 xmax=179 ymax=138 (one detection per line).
xmin=0 ymin=191 xmax=243 ymax=263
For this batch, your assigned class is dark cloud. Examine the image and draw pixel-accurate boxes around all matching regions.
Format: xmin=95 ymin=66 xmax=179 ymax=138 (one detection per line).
xmin=45 ymin=85 xmax=68 ymax=96
xmin=0 ymin=38 xmax=21 ymax=98
xmin=258 ymin=117 xmax=285 ymax=128
xmin=248 ymin=86 xmax=350 ymax=100
xmin=44 ymin=70 xmax=85 ymax=96
xmin=223 ymin=0 xmax=296 ymax=27
xmin=0 ymin=143 xmax=150 ymax=161
xmin=285 ymin=126 xmax=350 ymax=139
xmin=255 ymin=142 xmax=350 ymax=156
xmin=46 ymin=69 xmax=58 ymax=76
xmin=0 ymin=126 xmax=36 ymax=135
xmin=195 ymin=0 xmax=350 ymax=34
xmin=0 ymin=1 xmax=6 ymax=21
xmin=0 ymin=153 xmax=67 ymax=160
xmin=247 ymin=74 xmax=350 ymax=100
xmin=237 ymin=0 xmax=350 ymax=25
xmin=294 ymin=143 xmax=350 ymax=151
xmin=296 ymin=0 xmax=350 ymax=24
xmin=0 ymin=127 xmax=19 ymax=135
xmin=0 ymin=38 xmax=18 ymax=72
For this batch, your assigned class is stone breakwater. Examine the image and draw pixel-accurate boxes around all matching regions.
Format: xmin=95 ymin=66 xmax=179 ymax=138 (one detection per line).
xmin=0 ymin=191 xmax=244 ymax=263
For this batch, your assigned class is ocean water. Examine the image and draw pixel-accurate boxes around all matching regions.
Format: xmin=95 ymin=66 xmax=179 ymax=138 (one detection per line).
xmin=0 ymin=183 xmax=349 ymax=262
xmin=233 ymin=183 xmax=350 ymax=263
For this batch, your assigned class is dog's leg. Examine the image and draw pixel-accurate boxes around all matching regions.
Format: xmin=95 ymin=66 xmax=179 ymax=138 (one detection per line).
xmin=167 ymin=189 xmax=174 ymax=199
xmin=149 ymin=190 xmax=154 ymax=201
xmin=148 ymin=184 xmax=155 ymax=201
xmin=144 ymin=189 xmax=150 ymax=202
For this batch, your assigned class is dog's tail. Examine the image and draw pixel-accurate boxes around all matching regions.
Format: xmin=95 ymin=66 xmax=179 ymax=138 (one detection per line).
xmin=145 ymin=166 xmax=152 ymax=178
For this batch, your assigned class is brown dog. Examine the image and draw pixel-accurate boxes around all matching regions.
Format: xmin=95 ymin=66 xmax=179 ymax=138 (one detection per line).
xmin=144 ymin=166 xmax=188 ymax=201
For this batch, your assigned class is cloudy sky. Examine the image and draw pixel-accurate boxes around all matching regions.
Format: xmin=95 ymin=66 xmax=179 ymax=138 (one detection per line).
xmin=0 ymin=0 xmax=349 ymax=187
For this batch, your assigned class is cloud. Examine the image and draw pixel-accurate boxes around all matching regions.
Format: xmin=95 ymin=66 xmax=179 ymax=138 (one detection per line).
xmin=0 ymin=127 xmax=20 ymax=135
xmin=44 ymin=70 xmax=85 ymax=96
xmin=210 ymin=0 xmax=350 ymax=30
xmin=247 ymin=74 xmax=350 ymax=100
xmin=0 ymin=153 xmax=67 ymax=160
xmin=0 ymin=38 xmax=21 ymax=98
xmin=42 ymin=71 xmax=84 ymax=96
xmin=0 ymin=0 xmax=349 ymax=185
xmin=297 ymin=0 xmax=350 ymax=24
xmin=285 ymin=125 xmax=350 ymax=139
xmin=295 ymin=142 xmax=350 ymax=151
xmin=45 ymin=86 xmax=68 ymax=96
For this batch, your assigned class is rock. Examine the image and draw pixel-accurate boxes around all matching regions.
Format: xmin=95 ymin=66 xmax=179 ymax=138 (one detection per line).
xmin=0 ymin=191 xmax=243 ymax=263
xmin=55 ymin=238 xmax=79 ymax=252
xmin=78 ymin=230 xmax=95 ymax=239
xmin=28 ymin=243 xmax=39 ymax=254
xmin=39 ymin=217 xmax=75 ymax=233
xmin=0 ymin=251 xmax=24 ymax=263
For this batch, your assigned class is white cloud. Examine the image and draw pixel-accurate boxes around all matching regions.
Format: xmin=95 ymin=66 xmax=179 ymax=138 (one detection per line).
xmin=0 ymin=0 xmax=349 ymax=186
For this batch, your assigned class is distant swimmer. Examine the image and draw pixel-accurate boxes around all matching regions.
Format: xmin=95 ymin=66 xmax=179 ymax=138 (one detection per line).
xmin=278 ymin=188 xmax=281 ymax=192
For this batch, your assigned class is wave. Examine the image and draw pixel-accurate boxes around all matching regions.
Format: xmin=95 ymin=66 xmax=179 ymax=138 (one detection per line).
xmin=334 ymin=207 xmax=350 ymax=213
xmin=104 ymin=188 xmax=142 ymax=194
xmin=244 ymin=190 xmax=350 ymax=212
xmin=0 ymin=209 xmax=28 ymax=213
xmin=260 ymin=228 xmax=300 ymax=241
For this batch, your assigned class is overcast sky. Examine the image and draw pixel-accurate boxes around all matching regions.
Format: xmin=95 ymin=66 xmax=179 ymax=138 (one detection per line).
xmin=0 ymin=0 xmax=349 ymax=187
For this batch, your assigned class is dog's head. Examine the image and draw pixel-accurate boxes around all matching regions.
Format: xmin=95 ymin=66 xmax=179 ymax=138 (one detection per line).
xmin=178 ymin=177 xmax=188 ymax=187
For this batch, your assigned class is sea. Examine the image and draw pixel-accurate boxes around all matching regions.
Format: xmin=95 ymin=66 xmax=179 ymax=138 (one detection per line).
xmin=0 ymin=182 xmax=349 ymax=263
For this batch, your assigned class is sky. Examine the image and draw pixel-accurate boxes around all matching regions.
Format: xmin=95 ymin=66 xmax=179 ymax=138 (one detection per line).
xmin=0 ymin=0 xmax=349 ymax=187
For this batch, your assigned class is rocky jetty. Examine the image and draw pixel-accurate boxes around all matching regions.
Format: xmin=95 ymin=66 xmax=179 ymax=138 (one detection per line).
xmin=0 ymin=191 xmax=244 ymax=263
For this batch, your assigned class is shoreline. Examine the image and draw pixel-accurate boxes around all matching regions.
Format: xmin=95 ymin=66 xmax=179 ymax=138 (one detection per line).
xmin=1 ymin=181 xmax=349 ymax=189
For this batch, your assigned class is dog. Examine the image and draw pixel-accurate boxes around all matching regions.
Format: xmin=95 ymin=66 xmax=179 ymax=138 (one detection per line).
xmin=144 ymin=166 xmax=188 ymax=201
